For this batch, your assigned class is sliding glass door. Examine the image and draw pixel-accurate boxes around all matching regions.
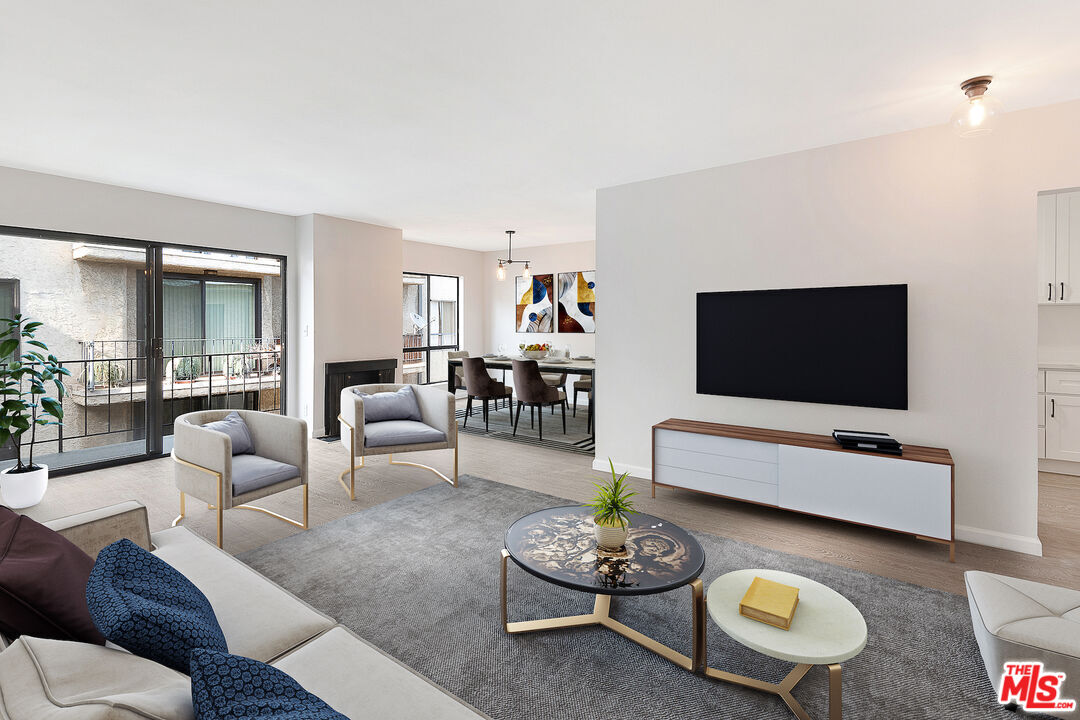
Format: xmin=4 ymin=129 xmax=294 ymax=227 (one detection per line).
xmin=402 ymin=272 xmax=459 ymax=384
xmin=0 ymin=227 xmax=286 ymax=475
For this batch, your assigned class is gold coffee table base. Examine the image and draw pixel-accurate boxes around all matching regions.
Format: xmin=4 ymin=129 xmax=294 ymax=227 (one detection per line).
xmin=705 ymin=662 xmax=842 ymax=720
xmin=500 ymin=549 xmax=706 ymax=673
xmin=502 ymin=549 xmax=847 ymax=719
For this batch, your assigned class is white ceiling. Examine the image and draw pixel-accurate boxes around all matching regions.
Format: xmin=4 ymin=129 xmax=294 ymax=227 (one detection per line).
xmin=2 ymin=1 xmax=1079 ymax=251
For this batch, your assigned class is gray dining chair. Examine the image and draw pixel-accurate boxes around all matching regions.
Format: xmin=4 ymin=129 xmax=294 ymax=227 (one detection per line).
xmin=512 ymin=360 xmax=567 ymax=441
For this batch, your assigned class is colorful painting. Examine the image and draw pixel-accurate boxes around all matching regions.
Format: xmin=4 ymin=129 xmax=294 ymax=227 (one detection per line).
xmin=557 ymin=271 xmax=595 ymax=333
xmin=516 ymin=274 xmax=554 ymax=332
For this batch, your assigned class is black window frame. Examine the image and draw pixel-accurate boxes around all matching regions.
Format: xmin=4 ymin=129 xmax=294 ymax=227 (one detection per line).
xmin=0 ymin=278 xmax=20 ymax=360
xmin=162 ymin=272 xmax=264 ymax=347
xmin=402 ymin=272 xmax=460 ymax=385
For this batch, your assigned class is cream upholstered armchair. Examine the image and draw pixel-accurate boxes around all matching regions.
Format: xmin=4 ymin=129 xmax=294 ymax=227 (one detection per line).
xmin=337 ymin=383 xmax=458 ymax=500
xmin=171 ymin=410 xmax=308 ymax=548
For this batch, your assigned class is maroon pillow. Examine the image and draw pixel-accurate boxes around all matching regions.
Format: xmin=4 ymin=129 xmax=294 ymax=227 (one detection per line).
xmin=0 ymin=506 xmax=106 ymax=644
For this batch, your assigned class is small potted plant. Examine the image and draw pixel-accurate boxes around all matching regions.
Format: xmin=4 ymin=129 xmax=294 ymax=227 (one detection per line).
xmin=587 ymin=459 xmax=638 ymax=550
xmin=0 ymin=315 xmax=70 ymax=508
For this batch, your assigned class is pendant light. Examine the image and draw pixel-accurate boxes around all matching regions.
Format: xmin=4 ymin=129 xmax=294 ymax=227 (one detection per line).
xmin=951 ymin=76 xmax=1001 ymax=137
xmin=495 ymin=230 xmax=532 ymax=280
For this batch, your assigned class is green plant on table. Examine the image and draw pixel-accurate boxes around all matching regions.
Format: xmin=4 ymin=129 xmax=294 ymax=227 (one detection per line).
xmin=587 ymin=458 xmax=638 ymax=529
xmin=0 ymin=315 xmax=70 ymax=472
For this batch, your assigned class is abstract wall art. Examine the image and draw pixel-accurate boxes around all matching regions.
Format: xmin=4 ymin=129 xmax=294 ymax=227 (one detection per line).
xmin=516 ymin=274 xmax=554 ymax=332
xmin=557 ymin=271 xmax=595 ymax=333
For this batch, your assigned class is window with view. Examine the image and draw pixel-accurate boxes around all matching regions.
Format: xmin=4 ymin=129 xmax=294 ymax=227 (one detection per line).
xmin=402 ymin=273 xmax=459 ymax=384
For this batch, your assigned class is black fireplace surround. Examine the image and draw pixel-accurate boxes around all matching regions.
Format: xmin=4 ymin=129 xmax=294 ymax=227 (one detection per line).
xmin=323 ymin=359 xmax=397 ymax=437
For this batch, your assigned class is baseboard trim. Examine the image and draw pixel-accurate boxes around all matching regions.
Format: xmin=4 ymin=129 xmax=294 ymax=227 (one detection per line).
xmin=592 ymin=458 xmax=652 ymax=480
xmin=1038 ymin=457 xmax=1080 ymax=476
xmin=955 ymin=525 xmax=1043 ymax=556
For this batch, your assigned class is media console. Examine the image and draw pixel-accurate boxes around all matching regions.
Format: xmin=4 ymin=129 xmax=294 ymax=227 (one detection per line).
xmin=651 ymin=419 xmax=955 ymax=561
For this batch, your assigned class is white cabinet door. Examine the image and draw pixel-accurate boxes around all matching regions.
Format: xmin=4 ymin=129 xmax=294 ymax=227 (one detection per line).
xmin=777 ymin=445 xmax=952 ymax=540
xmin=1056 ymin=191 xmax=1080 ymax=303
xmin=1045 ymin=394 xmax=1080 ymax=461
xmin=1039 ymin=193 xmax=1057 ymax=303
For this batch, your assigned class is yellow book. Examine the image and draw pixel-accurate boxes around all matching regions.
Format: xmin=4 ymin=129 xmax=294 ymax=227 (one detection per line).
xmin=739 ymin=576 xmax=800 ymax=630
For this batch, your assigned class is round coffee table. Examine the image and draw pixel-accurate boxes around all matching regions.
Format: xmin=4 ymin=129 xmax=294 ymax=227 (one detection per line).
xmin=706 ymin=569 xmax=867 ymax=720
xmin=501 ymin=505 xmax=707 ymax=671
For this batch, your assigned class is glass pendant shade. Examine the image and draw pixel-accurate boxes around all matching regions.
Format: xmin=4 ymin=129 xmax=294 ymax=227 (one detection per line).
xmin=496 ymin=262 xmax=506 ymax=281
xmin=521 ymin=263 xmax=531 ymax=281
xmin=951 ymin=78 xmax=1001 ymax=137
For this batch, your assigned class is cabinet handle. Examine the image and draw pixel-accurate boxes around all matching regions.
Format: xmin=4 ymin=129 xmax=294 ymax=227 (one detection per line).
xmin=1049 ymin=283 xmax=1054 ymax=301
xmin=1051 ymin=398 xmax=1056 ymax=418
xmin=1062 ymin=282 xmax=1066 ymax=301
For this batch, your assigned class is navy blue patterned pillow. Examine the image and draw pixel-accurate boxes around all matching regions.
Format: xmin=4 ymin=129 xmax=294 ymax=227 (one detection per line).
xmin=190 ymin=648 xmax=347 ymax=719
xmin=85 ymin=538 xmax=227 ymax=673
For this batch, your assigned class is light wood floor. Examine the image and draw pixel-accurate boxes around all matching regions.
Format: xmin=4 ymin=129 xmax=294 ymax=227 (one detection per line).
xmin=22 ymin=433 xmax=1080 ymax=596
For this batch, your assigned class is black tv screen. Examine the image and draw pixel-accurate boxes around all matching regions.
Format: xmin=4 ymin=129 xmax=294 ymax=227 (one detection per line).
xmin=696 ymin=284 xmax=907 ymax=410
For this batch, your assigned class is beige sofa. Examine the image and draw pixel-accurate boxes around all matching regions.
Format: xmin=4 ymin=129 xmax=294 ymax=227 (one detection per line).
xmin=0 ymin=501 xmax=486 ymax=720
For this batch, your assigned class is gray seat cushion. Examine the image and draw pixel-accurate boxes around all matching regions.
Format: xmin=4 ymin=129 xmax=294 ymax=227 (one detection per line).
xmin=365 ymin=420 xmax=446 ymax=448
xmin=231 ymin=454 xmax=301 ymax=496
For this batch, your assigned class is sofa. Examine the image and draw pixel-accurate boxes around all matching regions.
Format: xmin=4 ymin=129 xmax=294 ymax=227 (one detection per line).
xmin=0 ymin=501 xmax=487 ymax=719
xmin=965 ymin=570 xmax=1080 ymax=718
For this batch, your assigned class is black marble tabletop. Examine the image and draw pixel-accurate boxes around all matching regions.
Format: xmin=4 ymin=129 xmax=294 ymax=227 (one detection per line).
xmin=504 ymin=506 xmax=705 ymax=596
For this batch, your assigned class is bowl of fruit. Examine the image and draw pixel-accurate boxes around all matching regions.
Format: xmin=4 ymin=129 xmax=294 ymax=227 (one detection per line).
xmin=520 ymin=343 xmax=552 ymax=360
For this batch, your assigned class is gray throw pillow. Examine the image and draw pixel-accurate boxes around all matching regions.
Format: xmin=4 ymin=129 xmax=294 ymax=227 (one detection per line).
xmin=353 ymin=386 xmax=422 ymax=423
xmin=203 ymin=411 xmax=255 ymax=455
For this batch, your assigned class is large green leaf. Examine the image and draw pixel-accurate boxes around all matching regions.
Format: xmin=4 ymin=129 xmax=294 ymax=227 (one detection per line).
xmin=39 ymin=397 xmax=63 ymax=420
xmin=0 ymin=339 xmax=17 ymax=359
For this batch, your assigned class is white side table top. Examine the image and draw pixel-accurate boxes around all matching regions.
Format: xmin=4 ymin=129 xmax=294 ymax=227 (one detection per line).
xmin=706 ymin=569 xmax=867 ymax=665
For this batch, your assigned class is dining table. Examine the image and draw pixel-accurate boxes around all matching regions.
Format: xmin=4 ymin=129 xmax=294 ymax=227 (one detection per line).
xmin=446 ymin=355 xmax=596 ymax=437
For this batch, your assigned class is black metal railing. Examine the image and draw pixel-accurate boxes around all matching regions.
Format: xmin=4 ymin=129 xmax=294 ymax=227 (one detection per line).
xmin=1 ymin=342 xmax=282 ymax=462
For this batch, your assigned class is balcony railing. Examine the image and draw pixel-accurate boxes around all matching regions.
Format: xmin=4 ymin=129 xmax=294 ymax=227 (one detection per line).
xmin=0 ymin=338 xmax=282 ymax=465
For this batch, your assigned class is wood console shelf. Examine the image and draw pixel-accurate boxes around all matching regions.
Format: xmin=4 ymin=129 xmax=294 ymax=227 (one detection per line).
xmin=651 ymin=419 xmax=955 ymax=561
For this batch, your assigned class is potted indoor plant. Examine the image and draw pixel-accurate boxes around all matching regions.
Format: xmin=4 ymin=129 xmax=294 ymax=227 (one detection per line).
xmin=587 ymin=459 xmax=638 ymax=550
xmin=0 ymin=315 xmax=70 ymax=508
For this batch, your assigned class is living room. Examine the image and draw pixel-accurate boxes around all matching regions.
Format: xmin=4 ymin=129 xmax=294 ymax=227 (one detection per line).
xmin=1 ymin=3 xmax=1078 ymax=719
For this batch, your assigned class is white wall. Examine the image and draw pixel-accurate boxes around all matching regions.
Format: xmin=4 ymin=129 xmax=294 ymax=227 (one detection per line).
xmin=402 ymin=240 xmax=487 ymax=354
xmin=597 ymin=99 xmax=1080 ymax=556
xmin=298 ymin=214 xmax=402 ymax=436
xmin=1038 ymin=304 xmax=1080 ymax=362
xmin=484 ymin=241 xmax=596 ymax=358
xmin=0 ymin=165 xmax=301 ymax=415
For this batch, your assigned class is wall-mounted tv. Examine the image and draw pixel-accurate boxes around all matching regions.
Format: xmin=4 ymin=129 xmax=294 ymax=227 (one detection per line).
xmin=696 ymin=284 xmax=907 ymax=410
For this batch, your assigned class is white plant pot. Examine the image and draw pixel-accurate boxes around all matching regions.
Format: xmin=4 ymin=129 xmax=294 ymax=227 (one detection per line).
xmin=593 ymin=521 xmax=628 ymax=551
xmin=0 ymin=464 xmax=49 ymax=509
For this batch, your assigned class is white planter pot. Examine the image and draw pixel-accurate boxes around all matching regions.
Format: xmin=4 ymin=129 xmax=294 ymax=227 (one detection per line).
xmin=0 ymin=464 xmax=49 ymax=509
xmin=593 ymin=521 xmax=628 ymax=551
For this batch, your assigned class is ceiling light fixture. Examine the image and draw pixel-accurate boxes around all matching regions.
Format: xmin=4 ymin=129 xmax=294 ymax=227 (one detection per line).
xmin=951 ymin=76 xmax=1001 ymax=137
xmin=496 ymin=230 xmax=532 ymax=281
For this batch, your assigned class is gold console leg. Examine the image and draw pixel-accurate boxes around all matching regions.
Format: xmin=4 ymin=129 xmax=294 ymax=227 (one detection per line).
xmin=501 ymin=550 xmax=704 ymax=672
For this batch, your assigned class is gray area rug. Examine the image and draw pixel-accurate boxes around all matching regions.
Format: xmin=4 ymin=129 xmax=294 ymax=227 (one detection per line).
xmin=455 ymin=400 xmax=594 ymax=456
xmin=239 ymin=476 xmax=1026 ymax=719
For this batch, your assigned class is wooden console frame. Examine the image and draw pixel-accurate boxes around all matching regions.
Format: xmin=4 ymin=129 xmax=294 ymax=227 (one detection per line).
xmin=651 ymin=419 xmax=956 ymax=561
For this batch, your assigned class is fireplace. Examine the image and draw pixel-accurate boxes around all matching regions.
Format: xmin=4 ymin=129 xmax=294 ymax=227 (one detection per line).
xmin=323 ymin=358 xmax=398 ymax=437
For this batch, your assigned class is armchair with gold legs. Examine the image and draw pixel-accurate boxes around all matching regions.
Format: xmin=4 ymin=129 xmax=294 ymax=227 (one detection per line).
xmin=171 ymin=410 xmax=309 ymax=549
xmin=337 ymin=383 xmax=458 ymax=501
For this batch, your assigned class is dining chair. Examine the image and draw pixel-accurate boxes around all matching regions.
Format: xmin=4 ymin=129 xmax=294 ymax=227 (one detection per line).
xmin=446 ymin=350 xmax=470 ymax=393
xmin=541 ymin=372 xmax=568 ymax=414
xmin=573 ymin=376 xmax=592 ymax=417
xmin=462 ymin=357 xmax=514 ymax=431
xmin=512 ymin=359 xmax=567 ymax=441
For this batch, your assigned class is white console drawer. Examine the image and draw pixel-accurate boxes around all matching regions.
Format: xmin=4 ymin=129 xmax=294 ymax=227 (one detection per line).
xmin=655 ymin=445 xmax=778 ymax=485
xmin=654 ymin=465 xmax=778 ymax=506
xmin=778 ymin=445 xmax=952 ymax=540
xmin=1046 ymin=370 xmax=1080 ymax=395
xmin=653 ymin=429 xmax=777 ymax=464
xmin=1040 ymin=393 xmax=1046 ymax=427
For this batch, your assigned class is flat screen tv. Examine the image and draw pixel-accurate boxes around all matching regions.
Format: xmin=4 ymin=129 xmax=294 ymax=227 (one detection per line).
xmin=696 ymin=284 xmax=907 ymax=410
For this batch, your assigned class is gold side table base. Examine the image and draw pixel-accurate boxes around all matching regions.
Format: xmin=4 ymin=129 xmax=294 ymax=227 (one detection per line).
xmin=500 ymin=549 xmax=705 ymax=673
xmin=501 ymin=548 xmax=845 ymax=719
xmin=705 ymin=662 xmax=842 ymax=720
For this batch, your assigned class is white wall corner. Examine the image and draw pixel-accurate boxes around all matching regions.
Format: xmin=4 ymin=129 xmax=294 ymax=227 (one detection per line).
xmin=592 ymin=457 xmax=652 ymax=480
xmin=954 ymin=525 xmax=1043 ymax=556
